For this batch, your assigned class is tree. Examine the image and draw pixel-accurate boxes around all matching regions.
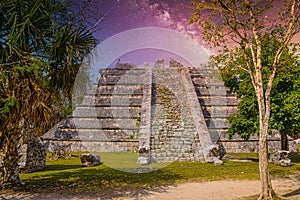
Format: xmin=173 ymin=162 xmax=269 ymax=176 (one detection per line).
xmin=270 ymin=54 xmax=300 ymax=150
xmin=0 ymin=0 xmax=96 ymax=187
xmin=189 ymin=0 xmax=300 ymax=199
xmin=219 ymin=36 xmax=300 ymax=150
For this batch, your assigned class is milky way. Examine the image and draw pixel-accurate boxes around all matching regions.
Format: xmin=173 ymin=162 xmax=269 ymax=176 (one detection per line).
xmin=75 ymin=0 xmax=300 ymax=67
xmin=77 ymin=0 xmax=206 ymax=66
xmin=95 ymin=0 xmax=199 ymax=40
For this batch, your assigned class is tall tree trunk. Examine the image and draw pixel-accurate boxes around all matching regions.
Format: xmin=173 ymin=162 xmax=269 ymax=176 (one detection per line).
xmin=258 ymin=125 xmax=274 ymax=199
xmin=257 ymin=86 xmax=274 ymax=200
xmin=0 ymin=132 xmax=21 ymax=188
xmin=280 ymin=132 xmax=288 ymax=151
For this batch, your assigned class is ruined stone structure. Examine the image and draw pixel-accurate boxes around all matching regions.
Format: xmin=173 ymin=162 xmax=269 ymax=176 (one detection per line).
xmin=43 ymin=60 xmax=298 ymax=165
xmin=269 ymin=150 xmax=291 ymax=167
xmin=0 ymin=134 xmax=46 ymax=173
xmin=219 ymin=131 xmax=298 ymax=153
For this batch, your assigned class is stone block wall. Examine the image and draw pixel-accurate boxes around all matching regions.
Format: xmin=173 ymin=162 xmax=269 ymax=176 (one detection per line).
xmin=220 ymin=140 xmax=298 ymax=153
xmin=219 ymin=132 xmax=298 ymax=153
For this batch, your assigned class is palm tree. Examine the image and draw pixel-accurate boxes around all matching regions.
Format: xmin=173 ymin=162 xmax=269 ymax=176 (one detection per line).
xmin=0 ymin=0 xmax=96 ymax=187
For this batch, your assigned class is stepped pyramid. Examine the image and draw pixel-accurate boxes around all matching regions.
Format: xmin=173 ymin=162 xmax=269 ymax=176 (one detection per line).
xmin=43 ymin=60 xmax=238 ymax=164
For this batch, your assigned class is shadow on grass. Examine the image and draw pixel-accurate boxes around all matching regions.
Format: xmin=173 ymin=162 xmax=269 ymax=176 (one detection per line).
xmin=224 ymin=154 xmax=259 ymax=162
xmin=17 ymin=165 xmax=182 ymax=199
xmin=5 ymin=152 xmax=297 ymax=199
xmin=289 ymin=152 xmax=300 ymax=163
xmin=246 ymin=158 xmax=259 ymax=162
xmin=42 ymin=165 xmax=82 ymax=171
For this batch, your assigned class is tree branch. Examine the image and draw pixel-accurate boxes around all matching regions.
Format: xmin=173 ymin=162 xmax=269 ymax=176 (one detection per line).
xmin=241 ymin=46 xmax=257 ymax=91
xmin=248 ymin=1 xmax=263 ymax=91
xmin=265 ymin=0 xmax=299 ymax=120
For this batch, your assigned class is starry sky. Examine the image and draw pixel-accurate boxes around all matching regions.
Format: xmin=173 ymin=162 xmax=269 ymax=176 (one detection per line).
xmin=94 ymin=0 xmax=199 ymax=41
xmin=79 ymin=0 xmax=300 ymax=67
xmin=82 ymin=0 xmax=205 ymax=67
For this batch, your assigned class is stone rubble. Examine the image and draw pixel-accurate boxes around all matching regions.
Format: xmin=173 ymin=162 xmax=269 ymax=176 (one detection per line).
xmin=269 ymin=150 xmax=291 ymax=167
xmin=80 ymin=153 xmax=101 ymax=167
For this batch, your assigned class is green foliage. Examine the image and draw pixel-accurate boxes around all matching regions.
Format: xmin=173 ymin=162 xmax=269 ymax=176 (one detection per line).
xmin=217 ymin=37 xmax=300 ymax=139
xmin=227 ymin=96 xmax=259 ymax=139
xmin=0 ymin=97 xmax=18 ymax=118
xmin=0 ymin=0 xmax=96 ymax=185
xmin=189 ymin=1 xmax=300 ymax=197
xmin=270 ymin=61 xmax=300 ymax=134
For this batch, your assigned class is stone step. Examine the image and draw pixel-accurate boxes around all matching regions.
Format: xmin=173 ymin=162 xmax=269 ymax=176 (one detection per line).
xmin=198 ymin=96 xmax=238 ymax=106
xmin=206 ymin=118 xmax=231 ymax=129
xmin=100 ymin=67 xmax=145 ymax=75
xmin=97 ymin=84 xmax=144 ymax=90
xmin=78 ymin=94 xmax=144 ymax=106
xmin=72 ymin=107 xmax=141 ymax=118
xmin=192 ymin=79 xmax=226 ymax=87
xmin=79 ymin=94 xmax=97 ymax=105
xmin=150 ymin=136 xmax=199 ymax=142
xmin=48 ymin=128 xmax=140 ymax=141
xmin=95 ymin=96 xmax=143 ymax=106
xmin=70 ymin=128 xmax=139 ymax=141
xmin=201 ymin=106 xmax=238 ymax=118
xmin=72 ymin=118 xmax=140 ymax=129
xmin=80 ymin=96 xmax=144 ymax=107
xmin=75 ymin=129 xmax=108 ymax=141
xmin=77 ymin=104 xmax=142 ymax=108
xmin=98 ymin=75 xmax=147 ymax=85
xmin=189 ymin=68 xmax=215 ymax=73
xmin=97 ymin=85 xmax=143 ymax=95
xmin=194 ymin=86 xmax=228 ymax=96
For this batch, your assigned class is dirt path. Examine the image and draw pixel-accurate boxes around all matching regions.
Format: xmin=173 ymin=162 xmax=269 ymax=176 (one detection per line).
xmin=135 ymin=179 xmax=300 ymax=200
xmin=1 ymin=178 xmax=299 ymax=200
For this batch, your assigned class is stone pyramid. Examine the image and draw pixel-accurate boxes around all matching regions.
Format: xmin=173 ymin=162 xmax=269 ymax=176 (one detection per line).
xmin=43 ymin=60 xmax=238 ymax=165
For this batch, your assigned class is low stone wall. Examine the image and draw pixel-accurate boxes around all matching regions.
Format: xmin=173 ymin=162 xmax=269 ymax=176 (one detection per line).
xmin=219 ymin=132 xmax=298 ymax=153
xmin=220 ymin=139 xmax=298 ymax=153
xmin=42 ymin=138 xmax=298 ymax=154
xmin=43 ymin=139 xmax=139 ymax=153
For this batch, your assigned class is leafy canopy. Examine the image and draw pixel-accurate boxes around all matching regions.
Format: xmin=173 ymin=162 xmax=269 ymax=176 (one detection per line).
xmin=217 ymin=36 xmax=300 ymax=139
xmin=0 ymin=0 xmax=96 ymax=186
xmin=0 ymin=0 xmax=96 ymax=132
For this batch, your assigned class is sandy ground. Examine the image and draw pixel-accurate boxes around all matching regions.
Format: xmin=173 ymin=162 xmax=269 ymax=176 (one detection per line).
xmin=137 ymin=179 xmax=300 ymax=200
xmin=1 ymin=178 xmax=300 ymax=200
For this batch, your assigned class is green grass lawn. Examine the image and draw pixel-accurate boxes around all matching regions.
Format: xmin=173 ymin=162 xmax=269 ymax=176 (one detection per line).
xmin=15 ymin=152 xmax=300 ymax=195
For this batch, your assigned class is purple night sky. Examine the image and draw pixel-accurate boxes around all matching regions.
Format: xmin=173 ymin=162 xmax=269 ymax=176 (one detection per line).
xmin=94 ymin=0 xmax=199 ymax=41
xmin=82 ymin=0 xmax=205 ymax=67
xmin=76 ymin=0 xmax=300 ymax=68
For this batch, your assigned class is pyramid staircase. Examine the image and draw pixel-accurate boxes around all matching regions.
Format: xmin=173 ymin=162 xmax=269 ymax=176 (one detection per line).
xmin=43 ymin=61 xmax=237 ymax=163
xmin=148 ymin=65 xmax=204 ymax=162
xmin=43 ymin=64 xmax=147 ymax=152
xmin=189 ymin=67 xmax=238 ymax=143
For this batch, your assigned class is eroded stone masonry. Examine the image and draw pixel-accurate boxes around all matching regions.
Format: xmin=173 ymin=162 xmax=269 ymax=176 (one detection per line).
xmin=43 ymin=60 xmax=297 ymax=164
